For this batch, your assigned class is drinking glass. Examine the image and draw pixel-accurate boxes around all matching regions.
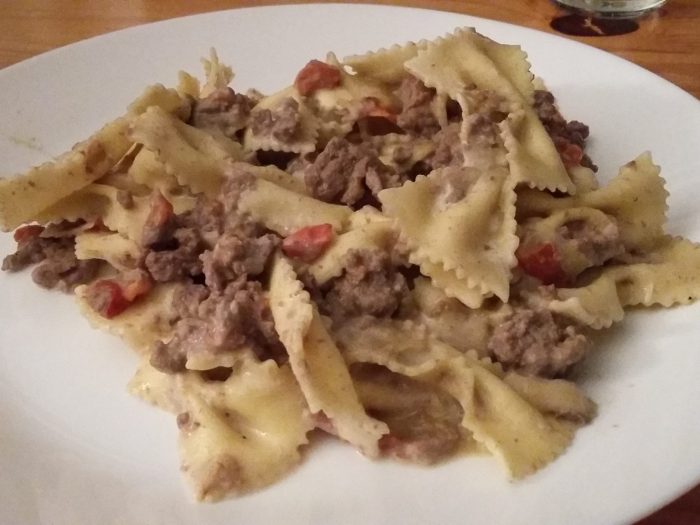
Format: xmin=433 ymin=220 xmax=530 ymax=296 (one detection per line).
xmin=553 ymin=0 xmax=667 ymax=18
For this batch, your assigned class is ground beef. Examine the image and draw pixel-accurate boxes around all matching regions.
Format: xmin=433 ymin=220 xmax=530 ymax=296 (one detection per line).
xmin=190 ymin=87 xmax=252 ymax=138
xmin=464 ymin=113 xmax=501 ymax=149
xmin=383 ymin=142 xmax=431 ymax=180
xmin=365 ymin=161 xmax=403 ymax=196
xmin=534 ymin=90 xmax=587 ymax=147
xmin=32 ymin=256 xmax=100 ymax=291
xmin=146 ymin=163 xmax=283 ymax=374
xmin=250 ymin=97 xmax=301 ymax=143
xmin=533 ymin=89 xmax=597 ymax=171
xmin=142 ymin=162 xmax=276 ymax=289
xmin=173 ymin=283 xmax=210 ymax=319
xmin=201 ymin=231 xmax=279 ymax=292
xmin=1 ymin=235 xmax=57 ymax=272
xmin=305 ymin=137 xmax=364 ymax=203
xmin=150 ymin=339 xmax=188 ymax=374
xmin=378 ymin=416 xmax=461 ymax=465
xmin=321 ymin=249 xmax=408 ymax=321
xmin=2 ymin=235 xmax=100 ymax=291
xmin=558 ymin=218 xmax=624 ymax=268
xmin=218 ymin=165 xmax=256 ymax=217
xmin=145 ymin=227 xmax=204 ymax=282
xmin=353 ymin=363 xmax=463 ymax=464
xmin=487 ymin=306 xmax=589 ymax=378
xmin=150 ymin=278 xmax=282 ymax=373
xmin=304 ymin=137 xmax=402 ymax=206
xmin=177 ymin=197 xmax=225 ymax=249
xmin=428 ymin=123 xmax=463 ymax=170
xmin=395 ymin=75 xmax=440 ymax=136
xmin=142 ymin=167 xmax=261 ymax=285
xmin=459 ymin=90 xmax=510 ymax=167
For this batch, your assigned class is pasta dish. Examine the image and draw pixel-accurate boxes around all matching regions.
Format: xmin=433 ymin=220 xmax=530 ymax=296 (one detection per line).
xmin=1 ymin=28 xmax=697 ymax=501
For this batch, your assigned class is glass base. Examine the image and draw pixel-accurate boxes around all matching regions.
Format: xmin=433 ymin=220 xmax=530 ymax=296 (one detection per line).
xmin=553 ymin=0 xmax=666 ymax=18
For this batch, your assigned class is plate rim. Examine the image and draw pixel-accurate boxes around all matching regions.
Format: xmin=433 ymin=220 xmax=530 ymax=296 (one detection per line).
xmin=0 ymin=4 xmax=699 ymax=525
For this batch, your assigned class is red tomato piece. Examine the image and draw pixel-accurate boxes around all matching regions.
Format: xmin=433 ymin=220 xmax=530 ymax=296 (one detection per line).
xmin=121 ymin=270 xmax=153 ymax=302
xmin=294 ymin=60 xmax=341 ymax=96
xmin=557 ymin=141 xmax=584 ymax=168
xmin=360 ymin=97 xmax=397 ymax=123
xmin=86 ymin=280 xmax=131 ymax=319
xmin=13 ymin=225 xmax=44 ymax=244
xmin=86 ymin=270 xmax=153 ymax=319
xmin=516 ymin=242 xmax=568 ymax=286
xmin=147 ymin=191 xmax=174 ymax=228
xmin=282 ymin=224 xmax=334 ymax=263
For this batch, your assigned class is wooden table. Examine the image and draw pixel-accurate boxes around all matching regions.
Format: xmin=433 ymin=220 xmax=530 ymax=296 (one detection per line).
xmin=1 ymin=1 xmax=698 ymax=523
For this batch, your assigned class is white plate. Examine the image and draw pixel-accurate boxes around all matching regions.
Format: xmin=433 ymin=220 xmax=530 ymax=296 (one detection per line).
xmin=1 ymin=4 xmax=699 ymax=525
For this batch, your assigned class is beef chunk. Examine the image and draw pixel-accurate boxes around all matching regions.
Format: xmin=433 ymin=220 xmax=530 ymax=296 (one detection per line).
xmin=558 ymin=218 xmax=624 ymax=268
xmin=217 ymin=165 xmax=256 ymax=217
xmin=353 ymin=363 xmax=463 ymax=465
xmin=428 ymin=124 xmax=463 ymax=169
xmin=32 ymin=256 xmax=100 ymax=291
xmin=201 ymin=231 xmax=279 ymax=292
xmin=250 ymin=97 xmax=301 ymax=143
xmin=305 ymin=137 xmax=401 ymax=206
xmin=395 ymin=75 xmax=440 ymax=136
xmin=3 ymin=235 xmax=100 ymax=291
xmin=191 ymin=87 xmax=252 ymax=137
xmin=173 ymin=282 xmax=210 ymax=320
xmin=145 ymin=228 xmax=204 ymax=282
xmin=487 ymin=307 xmax=589 ymax=378
xmin=321 ymin=249 xmax=408 ymax=320
xmin=533 ymin=89 xmax=597 ymax=171
xmin=143 ymin=166 xmax=275 ymax=286
xmin=150 ymin=278 xmax=283 ymax=374
xmin=464 ymin=113 xmax=501 ymax=149
xmin=177 ymin=196 xmax=225 ymax=249
xmin=534 ymin=90 xmax=588 ymax=147
xmin=2 ymin=235 xmax=56 ymax=272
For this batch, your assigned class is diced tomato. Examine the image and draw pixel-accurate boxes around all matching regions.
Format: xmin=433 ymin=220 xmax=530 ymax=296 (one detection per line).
xmin=86 ymin=280 xmax=131 ymax=319
xmin=360 ymin=97 xmax=397 ymax=123
xmin=86 ymin=270 xmax=153 ymax=319
xmin=13 ymin=225 xmax=44 ymax=244
xmin=147 ymin=191 xmax=174 ymax=228
xmin=294 ymin=60 xmax=342 ymax=96
xmin=516 ymin=242 xmax=568 ymax=286
xmin=121 ymin=270 xmax=153 ymax=302
xmin=557 ymin=141 xmax=584 ymax=168
xmin=282 ymin=224 xmax=334 ymax=263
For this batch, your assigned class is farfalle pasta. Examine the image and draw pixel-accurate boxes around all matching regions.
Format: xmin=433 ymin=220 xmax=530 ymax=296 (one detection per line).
xmin=1 ymin=28 xmax=699 ymax=501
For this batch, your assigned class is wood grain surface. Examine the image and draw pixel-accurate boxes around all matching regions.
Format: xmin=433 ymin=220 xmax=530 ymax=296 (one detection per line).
xmin=0 ymin=1 xmax=698 ymax=524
